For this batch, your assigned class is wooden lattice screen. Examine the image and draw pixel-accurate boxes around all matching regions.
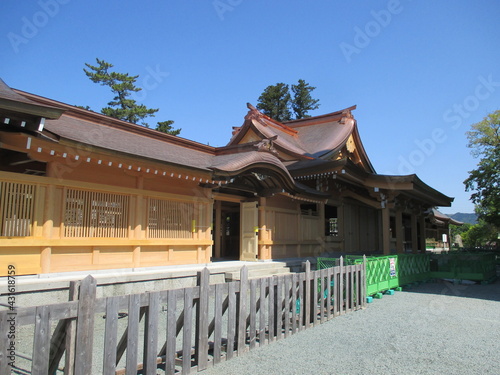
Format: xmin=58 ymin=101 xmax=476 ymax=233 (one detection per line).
xmin=0 ymin=181 xmax=36 ymax=236
xmin=147 ymin=198 xmax=194 ymax=239
xmin=64 ymin=188 xmax=130 ymax=238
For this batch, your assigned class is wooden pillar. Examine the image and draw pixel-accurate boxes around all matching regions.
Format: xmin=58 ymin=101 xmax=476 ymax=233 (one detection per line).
xmin=258 ymin=197 xmax=267 ymax=260
xmin=395 ymin=208 xmax=404 ymax=254
xmin=214 ymin=200 xmax=222 ymax=258
xmin=419 ymin=215 xmax=426 ymax=253
xmin=381 ymin=206 xmax=391 ymax=255
xmin=206 ymin=200 xmax=213 ymax=262
xmin=135 ymin=195 xmax=144 ymax=239
xmin=338 ymin=200 xmax=345 ymax=252
xmin=318 ymin=202 xmax=325 ymax=255
xmin=42 ymin=185 xmax=55 ymax=239
xmin=411 ymin=213 xmax=418 ymax=254
xmin=41 ymin=247 xmax=51 ymax=273
xmin=133 ymin=246 xmax=141 ymax=267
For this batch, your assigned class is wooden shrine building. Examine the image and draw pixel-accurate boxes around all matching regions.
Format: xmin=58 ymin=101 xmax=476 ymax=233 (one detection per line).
xmin=0 ymin=79 xmax=454 ymax=276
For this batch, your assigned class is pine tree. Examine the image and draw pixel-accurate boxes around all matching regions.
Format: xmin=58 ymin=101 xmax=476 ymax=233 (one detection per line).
xmin=256 ymin=83 xmax=292 ymax=122
xmin=156 ymin=120 xmax=181 ymax=136
xmin=291 ymin=79 xmax=320 ymax=119
xmin=84 ymin=58 xmax=181 ymax=135
xmin=256 ymin=80 xmax=320 ymax=122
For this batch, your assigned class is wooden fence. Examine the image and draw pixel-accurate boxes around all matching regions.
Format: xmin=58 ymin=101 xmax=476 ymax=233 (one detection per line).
xmin=0 ymin=259 xmax=366 ymax=375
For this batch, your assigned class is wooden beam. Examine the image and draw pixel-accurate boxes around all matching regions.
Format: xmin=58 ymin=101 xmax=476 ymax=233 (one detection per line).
xmin=381 ymin=206 xmax=391 ymax=255
xmin=411 ymin=213 xmax=418 ymax=254
xmin=341 ymin=190 xmax=381 ymax=209
xmin=395 ymin=208 xmax=404 ymax=254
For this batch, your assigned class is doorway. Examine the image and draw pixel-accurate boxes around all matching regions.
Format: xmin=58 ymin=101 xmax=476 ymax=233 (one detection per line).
xmin=213 ymin=201 xmax=240 ymax=260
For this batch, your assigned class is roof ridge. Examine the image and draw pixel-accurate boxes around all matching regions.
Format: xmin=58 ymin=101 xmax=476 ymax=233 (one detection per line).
xmin=14 ymin=88 xmax=217 ymax=154
xmin=246 ymin=103 xmax=298 ymax=135
xmin=284 ymin=105 xmax=357 ymax=127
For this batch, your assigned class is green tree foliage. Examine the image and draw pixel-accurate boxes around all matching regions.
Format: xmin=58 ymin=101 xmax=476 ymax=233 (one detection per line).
xmin=156 ymin=120 xmax=181 ymax=136
xmin=84 ymin=58 xmax=181 ymax=135
xmin=449 ymin=223 xmax=471 ymax=248
xmin=291 ymin=79 xmax=320 ymax=119
xmin=460 ymin=221 xmax=498 ymax=248
xmin=256 ymin=83 xmax=292 ymax=122
xmin=257 ymin=80 xmax=320 ymax=122
xmin=464 ymin=110 xmax=500 ymax=226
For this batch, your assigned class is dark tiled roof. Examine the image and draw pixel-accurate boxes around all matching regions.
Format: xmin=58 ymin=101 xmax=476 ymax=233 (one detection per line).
xmin=0 ymin=79 xmax=64 ymax=119
xmin=45 ymin=114 xmax=215 ymax=170
xmin=432 ymin=209 xmax=463 ymax=226
xmin=229 ymin=104 xmax=365 ymax=163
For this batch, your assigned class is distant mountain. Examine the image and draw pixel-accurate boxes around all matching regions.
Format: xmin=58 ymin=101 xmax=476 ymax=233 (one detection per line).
xmin=449 ymin=212 xmax=477 ymax=225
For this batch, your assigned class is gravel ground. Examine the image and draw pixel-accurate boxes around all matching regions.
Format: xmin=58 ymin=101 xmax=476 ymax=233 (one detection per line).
xmin=200 ymin=278 xmax=500 ymax=375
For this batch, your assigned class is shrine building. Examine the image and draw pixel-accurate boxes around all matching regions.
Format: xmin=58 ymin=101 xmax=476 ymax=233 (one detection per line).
xmin=0 ymin=79 xmax=454 ymax=276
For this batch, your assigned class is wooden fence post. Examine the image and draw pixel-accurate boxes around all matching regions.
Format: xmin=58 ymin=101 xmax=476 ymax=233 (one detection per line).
xmin=267 ymin=276 xmax=275 ymax=343
xmin=103 ymin=297 xmax=119 ymax=375
xmin=74 ymin=275 xmax=97 ymax=375
xmin=32 ymin=305 xmax=50 ymax=374
xmin=143 ymin=291 xmax=160 ymax=375
xmin=64 ymin=280 xmax=80 ymax=375
xmin=0 ymin=310 xmax=13 ymax=375
xmin=363 ymin=255 xmax=367 ymax=308
xmin=237 ymin=266 xmax=248 ymax=355
xmin=182 ymin=287 xmax=193 ymax=375
xmin=303 ymin=261 xmax=311 ymax=329
xmin=195 ymin=268 xmax=210 ymax=370
xmin=165 ymin=289 xmax=177 ymax=375
xmin=48 ymin=280 xmax=80 ymax=375
xmin=125 ymin=294 xmax=140 ymax=374
xmin=339 ymin=256 xmax=344 ymax=315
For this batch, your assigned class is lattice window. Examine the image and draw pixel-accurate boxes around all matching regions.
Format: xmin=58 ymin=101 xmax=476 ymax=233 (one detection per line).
xmin=0 ymin=181 xmax=36 ymax=236
xmin=148 ymin=198 xmax=194 ymax=239
xmin=64 ymin=189 xmax=129 ymax=238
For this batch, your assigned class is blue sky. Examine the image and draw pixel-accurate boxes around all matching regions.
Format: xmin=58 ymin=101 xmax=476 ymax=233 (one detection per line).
xmin=2 ymin=1 xmax=500 ymax=214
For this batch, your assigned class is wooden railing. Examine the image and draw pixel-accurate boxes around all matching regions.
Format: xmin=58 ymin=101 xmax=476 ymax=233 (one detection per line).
xmin=0 ymin=172 xmax=213 ymax=275
xmin=0 ymin=260 xmax=365 ymax=374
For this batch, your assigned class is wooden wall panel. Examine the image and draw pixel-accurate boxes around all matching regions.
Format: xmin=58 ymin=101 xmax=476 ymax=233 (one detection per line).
xmin=0 ymin=247 xmax=41 ymax=276
xmin=50 ymin=247 xmax=94 ymax=272
xmin=97 ymin=247 xmax=134 ymax=266
xmin=139 ymin=246 xmax=169 ymax=267
xmin=167 ymin=247 xmax=199 ymax=264
xmin=57 ymin=162 xmax=137 ymax=190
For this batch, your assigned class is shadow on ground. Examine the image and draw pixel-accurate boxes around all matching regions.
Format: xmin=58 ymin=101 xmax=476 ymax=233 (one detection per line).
xmin=402 ymin=276 xmax=500 ymax=302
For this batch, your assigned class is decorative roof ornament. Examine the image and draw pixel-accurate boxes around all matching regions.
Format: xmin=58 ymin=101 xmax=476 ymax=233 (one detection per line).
xmin=255 ymin=135 xmax=279 ymax=155
xmin=339 ymin=109 xmax=355 ymax=126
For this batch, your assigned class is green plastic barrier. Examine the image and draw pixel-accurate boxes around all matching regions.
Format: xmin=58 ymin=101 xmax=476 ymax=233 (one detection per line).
xmin=317 ymin=257 xmax=339 ymax=269
xmin=330 ymin=254 xmax=430 ymax=295
xmin=398 ymin=254 xmax=431 ymax=285
xmin=429 ymin=253 xmax=497 ymax=281
xmin=317 ymin=253 xmax=497 ymax=297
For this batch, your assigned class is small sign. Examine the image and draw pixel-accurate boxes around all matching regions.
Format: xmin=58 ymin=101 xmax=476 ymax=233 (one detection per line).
xmin=389 ymin=258 xmax=396 ymax=277
xmin=442 ymin=234 xmax=448 ymax=243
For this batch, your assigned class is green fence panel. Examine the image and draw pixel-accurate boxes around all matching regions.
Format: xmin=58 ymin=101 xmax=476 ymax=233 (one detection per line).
xmin=317 ymin=253 xmax=496 ymax=298
xmin=429 ymin=253 xmax=497 ymax=281
xmin=317 ymin=257 xmax=339 ymax=269
xmin=345 ymin=254 xmax=432 ymax=295
xmin=398 ymin=254 xmax=431 ymax=285
xmin=345 ymin=255 xmax=399 ymax=295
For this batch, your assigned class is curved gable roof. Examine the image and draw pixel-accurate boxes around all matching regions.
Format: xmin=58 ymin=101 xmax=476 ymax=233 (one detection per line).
xmin=229 ymin=104 xmax=375 ymax=173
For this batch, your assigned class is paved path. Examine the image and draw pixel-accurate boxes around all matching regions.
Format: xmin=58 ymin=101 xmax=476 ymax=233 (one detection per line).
xmin=200 ymin=279 xmax=500 ymax=375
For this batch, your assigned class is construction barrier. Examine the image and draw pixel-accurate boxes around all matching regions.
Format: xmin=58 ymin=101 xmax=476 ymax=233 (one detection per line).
xmin=429 ymin=253 xmax=497 ymax=282
xmin=319 ymin=253 xmax=497 ymax=297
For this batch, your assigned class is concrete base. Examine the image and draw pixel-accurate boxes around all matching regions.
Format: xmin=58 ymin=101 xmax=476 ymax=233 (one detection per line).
xmin=0 ymin=257 xmax=313 ymax=308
